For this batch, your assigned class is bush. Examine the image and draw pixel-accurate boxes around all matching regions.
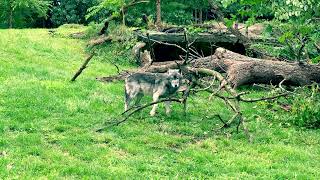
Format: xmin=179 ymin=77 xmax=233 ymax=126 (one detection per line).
xmin=289 ymin=86 xmax=320 ymax=129
xmin=51 ymin=0 xmax=99 ymax=27
xmin=90 ymin=23 xmax=138 ymax=66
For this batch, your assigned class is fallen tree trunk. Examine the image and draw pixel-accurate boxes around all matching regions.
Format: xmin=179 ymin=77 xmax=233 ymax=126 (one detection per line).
xmin=135 ymin=31 xmax=277 ymax=45
xmin=191 ymin=48 xmax=320 ymax=87
xmin=97 ymin=48 xmax=320 ymax=87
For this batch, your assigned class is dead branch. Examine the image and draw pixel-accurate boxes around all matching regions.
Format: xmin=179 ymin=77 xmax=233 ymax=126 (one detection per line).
xmin=238 ymin=93 xmax=289 ymax=103
xmin=137 ymin=33 xmax=187 ymax=53
xmin=96 ymin=98 xmax=184 ymax=132
xmin=214 ymin=114 xmax=229 ymax=128
xmin=71 ymin=53 xmax=95 ymax=81
xmin=87 ymin=35 xmax=112 ymax=47
xmin=96 ymin=71 xmax=131 ymax=82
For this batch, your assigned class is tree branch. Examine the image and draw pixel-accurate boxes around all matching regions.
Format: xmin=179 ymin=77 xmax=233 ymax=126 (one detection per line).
xmin=96 ymin=98 xmax=183 ymax=132
xmin=71 ymin=53 xmax=95 ymax=81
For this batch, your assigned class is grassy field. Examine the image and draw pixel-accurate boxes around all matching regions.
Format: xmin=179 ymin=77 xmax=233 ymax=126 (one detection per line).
xmin=0 ymin=28 xmax=320 ymax=179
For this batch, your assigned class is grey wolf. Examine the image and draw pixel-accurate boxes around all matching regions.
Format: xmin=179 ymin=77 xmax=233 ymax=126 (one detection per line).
xmin=124 ymin=69 xmax=183 ymax=116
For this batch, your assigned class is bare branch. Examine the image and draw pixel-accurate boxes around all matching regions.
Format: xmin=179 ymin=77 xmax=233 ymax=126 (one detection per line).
xmin=239 ymin=93 xmax=289 ymax=102
xmin=71 ymin=53 xmax=95 ymax=81
xmin=96 ymin=98 xmax=184 ymax=132
xmin=138 ymin=34 xmax=187 ymax=53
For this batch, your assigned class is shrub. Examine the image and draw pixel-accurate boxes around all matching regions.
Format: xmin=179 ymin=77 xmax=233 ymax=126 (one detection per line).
xmin=51 ymin=0 xmax=99 ymax=27
xmin=289 ymin=85 xmax=320 ymax=129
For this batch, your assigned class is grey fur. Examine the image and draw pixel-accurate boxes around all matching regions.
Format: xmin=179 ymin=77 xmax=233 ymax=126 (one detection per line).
xmin=124 ymin=69 xmax=183 ymax=116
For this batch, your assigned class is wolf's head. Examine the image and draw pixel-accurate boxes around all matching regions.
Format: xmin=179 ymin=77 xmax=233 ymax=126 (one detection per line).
xmin=167 ymin=69 xmax=183 ymax=88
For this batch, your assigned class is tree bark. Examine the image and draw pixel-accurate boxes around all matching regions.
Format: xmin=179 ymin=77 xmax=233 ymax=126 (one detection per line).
xmin=194 ymin=9 xmax=198 ymax=23
xmin=122 ymin=6 xmax=126 ymax=25
xmin=156 ymin=0 xmax=161 ymax=26
xmin=135 ymin=31 xmax=277 ymax=44
xmin=191 ymin=48 xmax=320 ymax=87
xmin=9 ymin=3 xmax=13 ymax=28
xmin=199 ymin=9 xmax=203 ymax=24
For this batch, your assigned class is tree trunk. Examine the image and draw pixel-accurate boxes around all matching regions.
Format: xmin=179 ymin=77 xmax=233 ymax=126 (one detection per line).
xmin=191 ymin=48 xmax=320 ymax=87
xmin=194 ymin=9 xmax=198 ymax=23
xmin=199 ymin=9 xmax=203 ymax=24
xmin=150 ymin=48 xmax=320 ymax=87
xmin=135 ymin=31 xmax=277 ymax=44
xmin=122 ymin=6 xmax=126 ymax=25
xmin=156 ymin=0 xmax=161 ymax=26
xmin=9 ymin=4 xmax=13 ymax=28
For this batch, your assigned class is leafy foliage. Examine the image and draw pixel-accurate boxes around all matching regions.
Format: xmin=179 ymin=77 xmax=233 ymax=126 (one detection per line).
xmin=262 ymin=21 xmax=320 ymax=62
xmin=288 ymin=85 xmax=320 ymax=129
xmin=273 ymin=0 xmax=319 ymax=20
xmin=0 ymin=0 xmax=51 ymax=28
xmin=86 ymin=0 xmax=125 ymax=21
xmin=50 ymin=0 xmax=100 ymax=27
xmin=213 ymin=0 xmax=319 ymax=62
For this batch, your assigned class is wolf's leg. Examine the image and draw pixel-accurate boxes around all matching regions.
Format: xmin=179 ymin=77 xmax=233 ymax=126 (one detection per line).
xmin=124 ymin=93 xmax=131 ymax=111
xmin=150 ymin=92 xmax=160 ymax=116
xmin=165 ymin=101 xmax=171 ymax=115
xmin=135 ymin=93 xmax=143 ymax=106
xmin=124 ymin=84 xmax=135 ymax=111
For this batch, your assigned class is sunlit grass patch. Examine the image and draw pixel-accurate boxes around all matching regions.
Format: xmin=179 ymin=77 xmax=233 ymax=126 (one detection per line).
xmin=0 ymin=28 xmax=319 ymax=178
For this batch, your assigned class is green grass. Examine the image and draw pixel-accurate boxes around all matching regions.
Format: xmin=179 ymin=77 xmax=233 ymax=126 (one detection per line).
xmin=0 ymin=28 xmax=320 ymax=179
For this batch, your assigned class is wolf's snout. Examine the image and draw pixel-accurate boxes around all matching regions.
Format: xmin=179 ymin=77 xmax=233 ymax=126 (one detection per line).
xmin=171 ymin=79 xmax=180 ymax=88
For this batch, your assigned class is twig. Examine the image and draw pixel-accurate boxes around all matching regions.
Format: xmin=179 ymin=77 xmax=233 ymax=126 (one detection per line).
xmin=138 ymin=34 xmax=187 ymax=53
xmin=188 ymin=38 xmax=198 ymax=47
xmin=214 ymin=114 xmax=229 ymax=128
xmin=189 ymin=46 xmax=202 ymax=59
xmin=191 ymin=78 xmax=216 ymax=92
xmin=239 ymin=93 xmax=289 ymax=102
xmin=279 ymin=78 xmax=286 ymax=91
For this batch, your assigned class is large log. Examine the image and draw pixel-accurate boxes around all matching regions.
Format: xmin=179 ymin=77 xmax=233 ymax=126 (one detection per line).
xmin=134 ymin=29 xmax=277 ymax=45
xmin=191 ymin=48 xmax=320 ymax=87
xmin=136 ymin=31 xmax=239 ymax=44
xmin=97 ymin=48 xmax=320 ymax=87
